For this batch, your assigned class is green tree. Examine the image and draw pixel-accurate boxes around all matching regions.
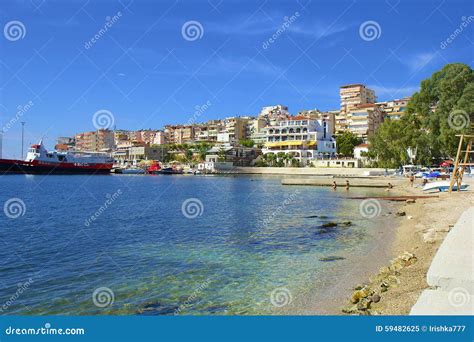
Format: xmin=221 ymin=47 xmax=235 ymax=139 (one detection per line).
xmin=239 ymin=139 xmax=255 ymax=148
xmin=336 ymin=131 xmax=363 ymax=157
xmin=369 ymin=63 xmax=474 ymax=167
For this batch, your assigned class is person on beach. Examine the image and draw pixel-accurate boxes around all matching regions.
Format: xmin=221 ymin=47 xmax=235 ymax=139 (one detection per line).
xmin=387 ymin=182 xmax=393 ymax=189
xmin=345 ymin=179 xmax=350 ymax=190
xmin=409 ymin=174 xmax=415 ymax=187
xmin=332 ymin=181 xmax=337 ymax=190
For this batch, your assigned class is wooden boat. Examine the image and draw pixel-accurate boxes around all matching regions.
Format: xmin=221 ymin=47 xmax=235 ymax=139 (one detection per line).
xmin=422 ymin=181 xmax=469 ymax=192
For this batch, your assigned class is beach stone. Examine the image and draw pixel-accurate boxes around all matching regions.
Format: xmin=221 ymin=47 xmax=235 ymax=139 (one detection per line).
xmin=357 ymin=298 xmax=372 ymax=311
xmin=342 ymin=304 xmax=358 ymax=314
xmin=406 ymin=199 xmax=416 ymax=204
xmin=354 ymin=284 xmax=364 ymax=290
xmin=321 ymin=222 xmax=338 ymax=228
xmin=396 ymin=211 xmax=406 ymax=216
xmin=371 ymin=294 xmax=381 ymax=303
xmin=350 ymin=286 xmax=373 ymax=303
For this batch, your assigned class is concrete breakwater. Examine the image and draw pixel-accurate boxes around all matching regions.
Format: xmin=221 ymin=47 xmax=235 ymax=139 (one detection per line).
xmin=410 ymin=207 xmax=474 ymax=315
xmin=281 ymin=178 xmax=396 ymax=188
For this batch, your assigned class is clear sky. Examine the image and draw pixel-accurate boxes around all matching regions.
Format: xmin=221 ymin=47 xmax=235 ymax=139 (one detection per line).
xmin=0 ymin=0 xmax=473 ymax=158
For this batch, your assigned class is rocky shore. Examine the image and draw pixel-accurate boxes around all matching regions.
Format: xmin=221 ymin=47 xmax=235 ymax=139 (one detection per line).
xmin=341 ymin=177 xmax=474 ymax=315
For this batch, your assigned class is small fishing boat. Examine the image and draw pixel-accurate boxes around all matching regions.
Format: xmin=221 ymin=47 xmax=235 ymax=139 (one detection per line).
xmin=422 ymin=181 xmax=469 ymax=192
xmin=155 ymin=167 xmax=183 ymax=175
xmin=120 ymin=167 xmax=145 ymax=174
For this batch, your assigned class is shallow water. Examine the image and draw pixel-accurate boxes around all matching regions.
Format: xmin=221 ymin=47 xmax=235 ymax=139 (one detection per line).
xmin=0 ymin=174 xmax=398 ymax=315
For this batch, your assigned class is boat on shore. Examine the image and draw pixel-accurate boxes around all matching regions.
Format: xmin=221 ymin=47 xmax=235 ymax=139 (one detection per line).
xmin=0 ymin=140 xmax=113 ymax=175
xmin=422 ymin=180 xmax=469 ymax=192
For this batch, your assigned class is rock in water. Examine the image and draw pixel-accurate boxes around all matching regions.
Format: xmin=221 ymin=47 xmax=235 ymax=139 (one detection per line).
xmin=340 ymin=221 xmax=352 ymax=226
xmin=321 ymin=222 xmax=338 ymax=228
xmin=319 ymin=256 xmax=345 ymax=262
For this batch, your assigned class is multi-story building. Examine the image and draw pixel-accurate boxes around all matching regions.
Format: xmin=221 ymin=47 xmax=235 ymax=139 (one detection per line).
xmin=164 ymin=125 xmax=195 ymax=144
xmin=376 ymin=97 xmax=410 ymax=120
xmin=194 ymin=120 xmax=224 ymax=142
xmin=259 ymin=105 xmax=291 ymax=124
xmin=75 ymin=129 xmax=114 ymax=152
xmin=338 ymin=84 xmax=376 ymax=134
xmin=217 ymin=117 xmax=250 ymax=144
xmin=55 ymin=137 xmax=76 ymax=151
xmin=246 ymin=117 xmax=267 ymax=145
xmin=298 ymin=109 xmax=337 ymax=136
xmin=262 ymin=116 xmax=336 ymax=166
xmin=346 ymin=104 xmax=384 ymax=139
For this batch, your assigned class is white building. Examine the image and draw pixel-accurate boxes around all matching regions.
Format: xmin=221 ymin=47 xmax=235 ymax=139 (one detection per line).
xmin=353 ymin=143 xmax=369 ymax=159
xmin=262 ymin=116 xmax=336 ymax=166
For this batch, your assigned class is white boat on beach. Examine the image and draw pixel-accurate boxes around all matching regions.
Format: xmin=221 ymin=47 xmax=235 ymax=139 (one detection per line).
xmin=422 ymin=181 xmax=469 ymax=192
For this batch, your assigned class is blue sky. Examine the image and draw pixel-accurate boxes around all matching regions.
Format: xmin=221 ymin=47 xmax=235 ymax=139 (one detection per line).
xmin=0 ymin=0 xmax=473 ymax=158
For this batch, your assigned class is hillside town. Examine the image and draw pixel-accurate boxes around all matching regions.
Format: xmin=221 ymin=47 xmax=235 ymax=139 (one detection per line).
xmin=55 ymin=84 xmax=410 ymax=171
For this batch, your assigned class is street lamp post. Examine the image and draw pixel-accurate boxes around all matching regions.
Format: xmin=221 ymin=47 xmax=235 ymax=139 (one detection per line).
xmin=21 ymin=122 xmax=25 ymax=160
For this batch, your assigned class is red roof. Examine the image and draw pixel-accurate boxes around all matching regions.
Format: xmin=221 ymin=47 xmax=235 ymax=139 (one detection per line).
xmin=291 ymin=115 xmax=308 ymax=120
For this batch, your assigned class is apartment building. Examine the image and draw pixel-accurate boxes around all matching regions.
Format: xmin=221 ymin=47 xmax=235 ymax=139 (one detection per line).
xmin=246 ymin=117 xmax=267 ymax=144
xmin=217 ymin=117 xmax=250 ymax=144
xmin=338 ymin=84 xmax=376 ymax=134
xmin=298 ymin=109 xmax=337 ymax=136
xmin=75 ymin=129 xmax=114 ymax=152
xmin=376 ymin=97 xmax=411 ymax=120
xmin=259 ymin=105 xmax=291 ymax=124
xmin=55 ymin=137 xmax=76 ymax=152
xmin=346 ymin=104 xmax=384 ymax=139
xmin=164 ymin=125 xmax=195 ymax=144
xmin=262 ymin=116 xmax=336 ymax=165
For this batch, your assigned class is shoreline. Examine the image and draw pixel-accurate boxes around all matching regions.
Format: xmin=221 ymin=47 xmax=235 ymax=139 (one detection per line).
xmin=340 ymin=176 xmax=474 ymax=315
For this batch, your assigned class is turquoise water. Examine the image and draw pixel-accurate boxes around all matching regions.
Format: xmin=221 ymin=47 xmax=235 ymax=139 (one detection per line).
xmin=0 ymin=174 xmax=397 ymax=315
